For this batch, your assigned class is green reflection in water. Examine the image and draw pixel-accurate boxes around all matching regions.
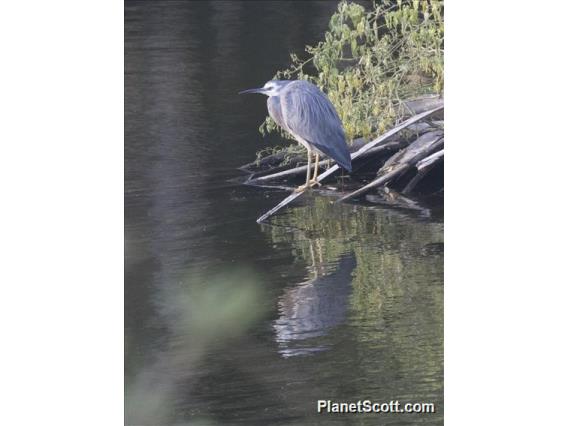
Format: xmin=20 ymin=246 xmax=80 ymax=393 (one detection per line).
xmin=263 ymin=194 xmax=443 ymax=420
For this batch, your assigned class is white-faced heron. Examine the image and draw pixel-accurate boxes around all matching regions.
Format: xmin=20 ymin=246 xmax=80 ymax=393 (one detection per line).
xmin=240 ymin=80 xmax=352 ymax=192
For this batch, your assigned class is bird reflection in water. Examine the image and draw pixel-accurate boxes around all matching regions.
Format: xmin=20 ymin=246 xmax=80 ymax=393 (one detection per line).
xmin=273 ymin=246 xmax=356 ymax=357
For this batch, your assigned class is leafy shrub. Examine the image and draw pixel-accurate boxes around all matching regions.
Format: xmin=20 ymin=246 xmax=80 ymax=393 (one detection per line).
xmin=259 ymin=0 xmax=444 ymax=144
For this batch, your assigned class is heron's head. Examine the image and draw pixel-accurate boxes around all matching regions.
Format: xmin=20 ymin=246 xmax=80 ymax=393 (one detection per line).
xmin=239 ymin=80 xmax=290 ymax=97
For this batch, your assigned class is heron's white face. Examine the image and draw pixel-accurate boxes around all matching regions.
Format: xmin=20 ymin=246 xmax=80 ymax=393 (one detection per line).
xmin=239 ymin=80 xmax=289 ymax=97
xmin=262 ymin=81 xmax=285 ymax=97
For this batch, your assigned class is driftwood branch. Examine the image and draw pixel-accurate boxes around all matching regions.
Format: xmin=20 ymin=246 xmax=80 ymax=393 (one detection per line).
xmin=380 ymin=130 xmax=442 ymax=170
xmin=402 ymin=149 xmax=444 ymax=194
xmin=256 ymin=105 xmax=444 ymax=223
xmin=417 ymin=149 xmax=444 ymax=170
xmin=337 ymin=134 xmax=443 ymax=203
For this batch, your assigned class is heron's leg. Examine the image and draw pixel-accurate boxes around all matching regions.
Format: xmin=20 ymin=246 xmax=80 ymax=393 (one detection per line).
xmin=309 ymin=153 xmax=321 ymax=187
xmin=305 ymin=149 xmax=312 ymax=186
xmin=294 ymin=148 xmax=312 ymax=192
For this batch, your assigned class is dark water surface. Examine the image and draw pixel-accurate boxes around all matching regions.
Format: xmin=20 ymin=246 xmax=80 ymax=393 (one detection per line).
xmin=125 ymin=1 xmax=443 ymax=425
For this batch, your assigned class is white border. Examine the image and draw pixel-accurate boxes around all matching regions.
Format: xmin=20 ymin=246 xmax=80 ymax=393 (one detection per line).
xmin=0 ymin=1 xmax=123 ymax=425
xmin=446 ymin=1 xmax=568 ymax=424
xmin=1 ymin=1 xmax=567 ymax=425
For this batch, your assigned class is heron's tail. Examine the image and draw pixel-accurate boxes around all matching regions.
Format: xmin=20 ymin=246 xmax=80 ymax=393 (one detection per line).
xmin=313 ymin=141 xmax=352 ymax=173
xmin=328 ymin=143 xmax=352 ymax=173
xmin=335 ymin=155 xmax=352 ymax=173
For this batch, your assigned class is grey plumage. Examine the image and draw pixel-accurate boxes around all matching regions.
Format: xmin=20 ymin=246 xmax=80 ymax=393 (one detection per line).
xmin=269 ymin=81 xmax=352 ymax=172
xmin=240 ymin=80 xmax=353 ymax=179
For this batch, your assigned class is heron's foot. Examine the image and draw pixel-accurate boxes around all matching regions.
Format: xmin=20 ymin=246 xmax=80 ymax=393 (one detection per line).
xmin=308 ymin=179 xmax=322 ymax=188
xmin=294 ymin=184 xmax=309 ymax=193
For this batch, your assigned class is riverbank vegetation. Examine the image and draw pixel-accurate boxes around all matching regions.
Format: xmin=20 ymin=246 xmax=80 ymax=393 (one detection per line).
xmin=259 ymin=0 xmax=443 ymax=147
xmin=242 ymin=0 xmax=444 ymax=221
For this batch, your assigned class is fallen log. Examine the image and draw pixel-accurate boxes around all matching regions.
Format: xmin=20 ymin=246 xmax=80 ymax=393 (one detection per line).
xmin=380 ymin=130 xmax=443 ymax=171
xmin=337 ymin=135 xmax=443 ymax=203
xmin=402 ymin=149 xmax=444 ymax=194
xmin=256 ymin=105 xmax=444 ymax=223
xmin=417 ymin=149 xmax=444 ymax=170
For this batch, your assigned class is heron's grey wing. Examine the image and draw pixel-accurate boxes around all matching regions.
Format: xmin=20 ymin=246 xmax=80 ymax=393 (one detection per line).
xmin=281 ymin=81 xmax=352 ymax=172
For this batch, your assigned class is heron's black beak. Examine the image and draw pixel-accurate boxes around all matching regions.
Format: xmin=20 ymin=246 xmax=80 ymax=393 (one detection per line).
xmin=238 ymin=87 xmax=265 ymax=95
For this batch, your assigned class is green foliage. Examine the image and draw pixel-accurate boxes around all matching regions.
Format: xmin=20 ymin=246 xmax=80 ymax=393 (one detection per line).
xmin=259 ymin=0 xmax=444 ymax=143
